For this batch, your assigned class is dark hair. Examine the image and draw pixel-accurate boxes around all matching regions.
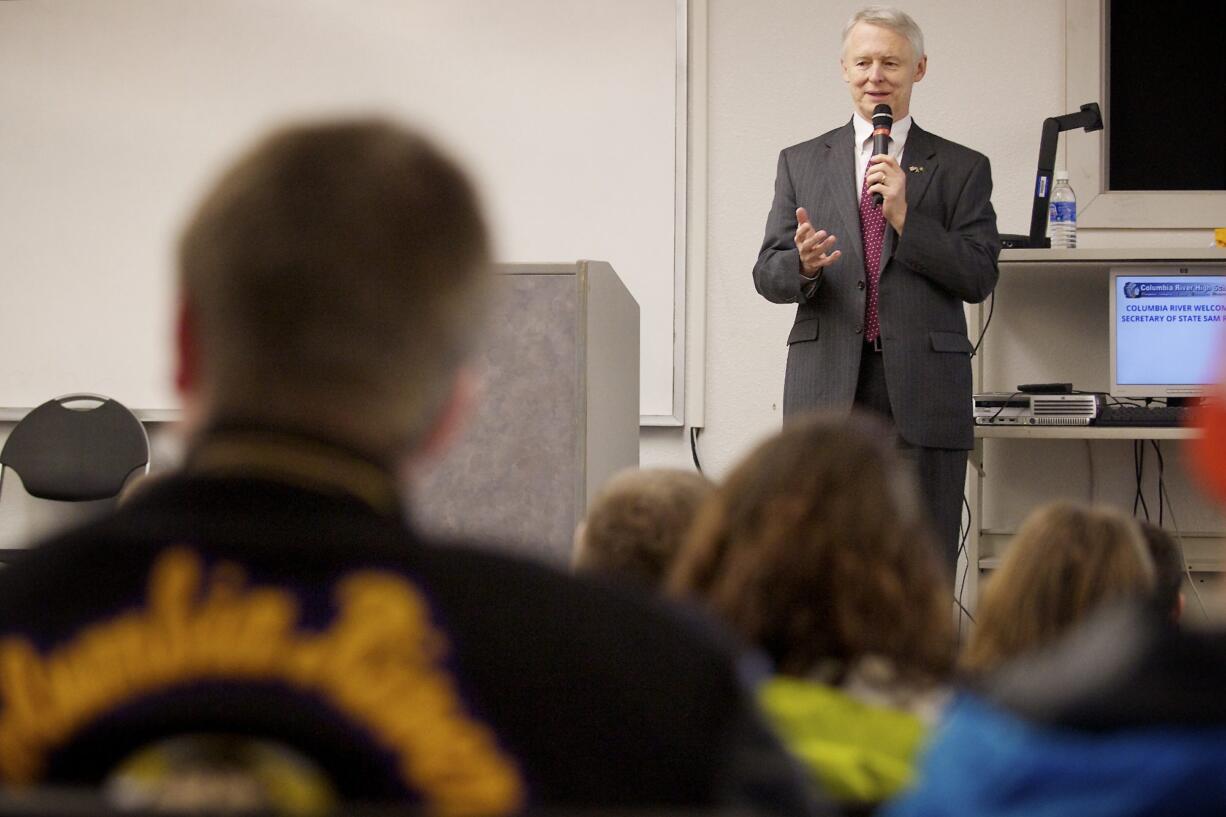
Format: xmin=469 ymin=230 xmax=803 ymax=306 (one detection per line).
xmin=668 ymin=412 xmax=955 ymax=684
xmin=1138 ymin=521 xmax=1185 ymax=623
xmin=179 ymin=118 xmax=489 ymax=449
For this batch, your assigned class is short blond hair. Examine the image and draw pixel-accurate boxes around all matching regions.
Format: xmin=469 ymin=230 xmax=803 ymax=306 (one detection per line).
xmin=178 ymin=118 xmax=489 ymax=451
xmin=963 ymin=502 xmax=1155 ymax=676
xmin=842 ymin=6 xmax=925 ymax=64
xmin=576 ymin=468 xmax=714 ymax=589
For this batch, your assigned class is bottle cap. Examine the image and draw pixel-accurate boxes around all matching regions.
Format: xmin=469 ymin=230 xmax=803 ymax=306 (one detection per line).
xmin=1055 ymin=170 xmax=1070 ymax=181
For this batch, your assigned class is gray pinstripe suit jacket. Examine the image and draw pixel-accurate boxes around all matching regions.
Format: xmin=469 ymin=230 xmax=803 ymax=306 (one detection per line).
xmin=753 ymin=120 xmax=1000 ymax=450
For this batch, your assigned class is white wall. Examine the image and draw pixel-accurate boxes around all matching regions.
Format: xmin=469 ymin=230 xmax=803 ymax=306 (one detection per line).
xmin=642 ymin=0 xmax=1213 ymax=475
xmin=0 ymin=0 xmax=682 ymax=419
xmin=4 ymin=1 xmax=1221 ymax=561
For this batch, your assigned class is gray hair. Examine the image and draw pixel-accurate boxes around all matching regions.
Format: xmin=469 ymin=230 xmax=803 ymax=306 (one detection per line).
xmin=842 ymin=6 xmax=925 ymax=64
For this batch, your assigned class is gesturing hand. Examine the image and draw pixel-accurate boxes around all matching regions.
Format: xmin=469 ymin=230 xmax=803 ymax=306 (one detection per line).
xmin=794 ymin=207 xmax=840 ymax=277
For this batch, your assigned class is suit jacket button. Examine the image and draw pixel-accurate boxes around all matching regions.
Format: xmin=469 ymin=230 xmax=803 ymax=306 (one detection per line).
xmin=857 ymin=280 xmax=866 ymax=290
xmin=855 ymin=324 xmax=863 ymax=334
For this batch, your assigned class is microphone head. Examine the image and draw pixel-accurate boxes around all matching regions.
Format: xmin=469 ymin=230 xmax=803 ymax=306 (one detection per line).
xmin=872 ymin=104 xmax=893 ymax=128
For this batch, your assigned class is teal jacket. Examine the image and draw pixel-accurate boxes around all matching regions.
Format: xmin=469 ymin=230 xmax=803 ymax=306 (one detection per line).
xmin=886 ymin=605 xmax=1226 ymax=816
xmin=885 ymin=694 xmax=1226 ymax=817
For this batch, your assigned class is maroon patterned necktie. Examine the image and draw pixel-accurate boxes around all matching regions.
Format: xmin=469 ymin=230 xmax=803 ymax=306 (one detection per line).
xmin=859 ymin=169 xmax=887 ymax=344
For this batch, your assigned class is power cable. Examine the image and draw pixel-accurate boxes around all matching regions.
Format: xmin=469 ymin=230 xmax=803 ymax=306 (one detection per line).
xmin=1133 ymin=440 xmax=1150 ymax=521
xmin=956 ymin=493 xmax=975 ymax=636
xmin=1155 ymin=466 xmax=1209 ymax=621
xmin=971 ymin=291 xmax=995 ymax=358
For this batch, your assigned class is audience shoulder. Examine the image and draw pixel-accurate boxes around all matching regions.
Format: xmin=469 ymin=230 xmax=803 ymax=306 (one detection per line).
xmin=985 ymin=604 xmax=1173 ymax=727
xmin=421 ymin=537 xmax=744 ymax=664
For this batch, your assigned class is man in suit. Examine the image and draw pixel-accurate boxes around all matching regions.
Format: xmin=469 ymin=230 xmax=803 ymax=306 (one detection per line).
xmin=0 ymin=119 xmax=822 ymax=815
xmin=753 ymin=6 xmax=1000 ymax=566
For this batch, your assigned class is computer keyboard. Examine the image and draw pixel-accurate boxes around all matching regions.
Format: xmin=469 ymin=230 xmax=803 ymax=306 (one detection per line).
xmin=1094 ymin=404 xmax=1193 ymax=427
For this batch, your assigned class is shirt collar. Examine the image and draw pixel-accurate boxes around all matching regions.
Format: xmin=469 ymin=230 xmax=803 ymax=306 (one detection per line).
xmin=853 ymin=112 xmax=913 ymax=152
xmin=186 ymin=422 xmax=404 ymax=516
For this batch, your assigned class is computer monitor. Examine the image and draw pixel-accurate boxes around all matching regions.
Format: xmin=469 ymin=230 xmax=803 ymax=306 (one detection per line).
xmin=1110 ymin=268 xmax=1226 ymax=399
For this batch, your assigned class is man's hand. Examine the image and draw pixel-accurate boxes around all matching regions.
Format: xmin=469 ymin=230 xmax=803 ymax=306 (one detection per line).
xmin=867 ymin=154 xmax=907 ymax=233
xmin=794 ymin=207 xmax=841 ymax=277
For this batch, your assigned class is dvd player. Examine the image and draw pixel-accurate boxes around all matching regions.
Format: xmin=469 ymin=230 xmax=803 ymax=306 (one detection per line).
xmin=973 ymin=392 xmax=1098 ymax=425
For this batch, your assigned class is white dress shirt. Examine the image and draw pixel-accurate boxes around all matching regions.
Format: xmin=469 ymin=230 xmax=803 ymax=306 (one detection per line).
xmin=852 ymin=113 xmax=912 ymax=195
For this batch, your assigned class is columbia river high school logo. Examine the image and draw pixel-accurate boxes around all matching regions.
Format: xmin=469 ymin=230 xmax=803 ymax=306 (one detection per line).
xmin=0 ymin=548 xmax=525 ymax=817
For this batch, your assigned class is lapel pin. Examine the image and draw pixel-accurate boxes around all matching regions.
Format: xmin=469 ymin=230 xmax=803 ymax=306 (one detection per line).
xmin=908 ymin=165 xmax=925 ymax=173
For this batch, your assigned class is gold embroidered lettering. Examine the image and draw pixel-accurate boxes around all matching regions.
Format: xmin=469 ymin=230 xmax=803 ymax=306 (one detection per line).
xmin=0 ymin=548 xmax=524 ymax=815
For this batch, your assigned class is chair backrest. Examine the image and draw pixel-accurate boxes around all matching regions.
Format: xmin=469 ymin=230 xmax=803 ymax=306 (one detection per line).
xmin=0 ymin=394 xmax=150 ymax=501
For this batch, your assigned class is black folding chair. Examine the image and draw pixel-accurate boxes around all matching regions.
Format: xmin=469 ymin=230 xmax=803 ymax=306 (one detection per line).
xmin=0 ymin=393 xmax=149 ymax=502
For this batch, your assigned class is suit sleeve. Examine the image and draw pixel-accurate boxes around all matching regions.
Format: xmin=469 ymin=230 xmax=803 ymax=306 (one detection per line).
xmin=893 ymin=153 xmax=1000 ymax=304
xmin=753 ymin=150 xmax=822 ymax=305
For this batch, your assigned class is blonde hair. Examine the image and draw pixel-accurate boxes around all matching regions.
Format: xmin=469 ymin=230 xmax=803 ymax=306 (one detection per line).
xmin=669 ymin=412 xmax=955 ymax=685
xmin=842 ymin=6 xmax=925 ymax=64
xmin=963 ymin=502 xmax=1155 ymax=676
xmin=576 ymin=468 xmax=714 ymax=589
xmin=179 ymin=118 xmax=489 ymax=452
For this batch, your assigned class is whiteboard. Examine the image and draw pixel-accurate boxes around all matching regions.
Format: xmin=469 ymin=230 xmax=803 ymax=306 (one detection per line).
xmin=0 ymin=0 xmax=684 ymax=422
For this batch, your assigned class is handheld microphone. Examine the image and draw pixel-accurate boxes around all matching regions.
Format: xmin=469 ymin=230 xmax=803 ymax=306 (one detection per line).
xmin=870 ymin=103 xmax=893 ymax=207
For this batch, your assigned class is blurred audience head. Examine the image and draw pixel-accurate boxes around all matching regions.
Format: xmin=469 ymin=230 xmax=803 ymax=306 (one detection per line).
xmin=574 ymin=468 xmax=714 ymax=590
xmin=176 ymin=117 xmax=489 ymax=459
xmin=669 ymin=411 xmax=955 ymax=685
xmin=1138 ymin=521 xmax=1186 ymax=624
xmin=963 ymin=502 xmax=1154 ymax=676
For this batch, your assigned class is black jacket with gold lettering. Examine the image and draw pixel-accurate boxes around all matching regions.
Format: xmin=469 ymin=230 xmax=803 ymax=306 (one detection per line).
xmin=0 ymin=426 xmax=821 ymax=816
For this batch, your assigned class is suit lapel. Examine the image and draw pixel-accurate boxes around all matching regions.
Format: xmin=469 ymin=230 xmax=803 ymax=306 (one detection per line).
xmin=818 ymin=121 xmax=863 ymax=275
xmin=882 ymin=122 xmax=938 ymax=267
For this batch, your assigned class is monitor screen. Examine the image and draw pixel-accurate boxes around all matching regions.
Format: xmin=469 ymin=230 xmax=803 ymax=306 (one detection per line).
xmin=1110 ymin=268 xmax=1226 ymax=398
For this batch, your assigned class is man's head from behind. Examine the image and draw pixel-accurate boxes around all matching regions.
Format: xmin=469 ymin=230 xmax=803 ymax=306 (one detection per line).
xmin=176 ymin=118 xmax=489 ymax=459
xmin=574 ymin=468 xmax=714 ymax=591
xmin=1138 ymin=521 xmax=1186 ymax=624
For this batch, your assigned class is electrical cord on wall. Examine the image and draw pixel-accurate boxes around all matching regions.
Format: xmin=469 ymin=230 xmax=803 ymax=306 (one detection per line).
xmin=1085 ymin=440 xmax=1096 ymax=504
xmin=690 ymin=426 xmax=703 ymax=474
xmin=1133 ymin=441 xmax=1151 ymax=521
xmin=971 ymin=291 xmax=994 ymax=358
xmin=956 ymin=493 xmax=975 ymax=635
xmin=1153 ymin=457 xmax=1209 ymax=621
xmin=1151 ymin=440 xmax=1165 ymax=528
xmin=1132 ymin=439 xmax=1206 ymax=620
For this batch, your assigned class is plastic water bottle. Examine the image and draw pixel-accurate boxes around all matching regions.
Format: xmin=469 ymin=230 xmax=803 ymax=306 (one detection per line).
xmin=1047 ymin=170 xmax=1077 ymax=249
